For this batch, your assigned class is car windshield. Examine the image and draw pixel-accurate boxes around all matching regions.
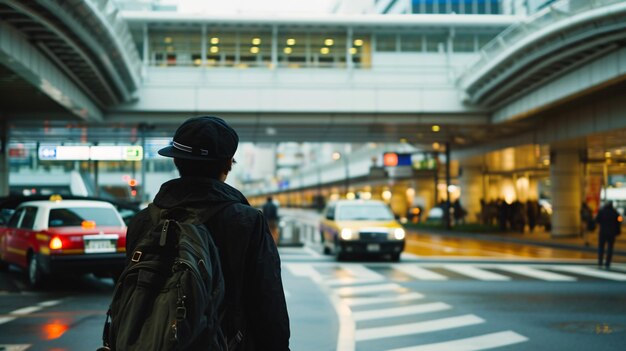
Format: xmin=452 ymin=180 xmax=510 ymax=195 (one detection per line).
xmin=48 ymin=207 xmax=123 ymax=227
xmin=336 ymin=203 xmax=394 ymax=221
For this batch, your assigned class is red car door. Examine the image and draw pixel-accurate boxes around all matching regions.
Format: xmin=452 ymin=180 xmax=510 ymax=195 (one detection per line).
xmin=2 ymin=208 xmax=25 ymax=266
xmin=13 ymin=207 xmax=39 ymax=266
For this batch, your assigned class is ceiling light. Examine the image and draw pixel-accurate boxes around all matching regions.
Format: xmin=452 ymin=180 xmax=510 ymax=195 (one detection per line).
xmin=252 ymin=38 xmax=261 ymax=45
xmin=432 ymin=125 xmax=440 ymax=132
xmin=284 ymin=47 xmax=292 ymax=54
xmin=164 ymin=37 xmax=172 ymax=44
xmin=354 ymin=39 xmax=363 ymax=46
xmin=324 ymin=38 xmax=334 ymax=46
xmin=432 ymin=142 xmax=440 ymax=150
xmin=210 ymin=46 xmax=219 ymax=53
xmin=350 ymin=47 xmax=358 ymax=54
xmin=210 ymin=37 xmax=219 ymax=45
xmin=286 ymin=38 xmax=296 ymax=46
xmin=320 ymin=47 xmax=330 ymax=55
xmin=250 ymin=46 xmax=260 ymax=54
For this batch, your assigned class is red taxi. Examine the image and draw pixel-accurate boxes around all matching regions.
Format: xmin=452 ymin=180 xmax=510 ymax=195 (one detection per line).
xmin=0 ymin=196 xmax=127 ymax=288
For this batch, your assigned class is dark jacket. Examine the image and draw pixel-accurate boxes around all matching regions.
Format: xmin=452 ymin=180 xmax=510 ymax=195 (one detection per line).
xmin=126 ymin=177 xmax=290 ymax=351
xmin=595 ymin=204 xmax=621 ymax=238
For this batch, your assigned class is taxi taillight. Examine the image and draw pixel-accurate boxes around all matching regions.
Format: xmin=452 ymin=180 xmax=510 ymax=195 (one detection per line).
xmin=49 ymin=237 xmax=63 ymax=250
xmin=81 ymin=220 xmax=96 ymax=229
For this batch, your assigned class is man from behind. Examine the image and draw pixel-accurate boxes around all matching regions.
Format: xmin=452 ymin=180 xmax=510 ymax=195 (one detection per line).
xmin=595 ymin=201 xmax=621 ymax=270
xmin=262 ymin=196 xmax=279 ymax=245
xmin=126 ymin=116 xmax=290 ymax=350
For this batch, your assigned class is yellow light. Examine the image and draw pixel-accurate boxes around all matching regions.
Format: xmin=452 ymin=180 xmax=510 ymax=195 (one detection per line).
xmin=543 ymin=159 xmax=550 ymax=166
xmin=210 ymin=46 xmax=219 ymax=54
xmin=250 ymin=46 xmax=260 ymax=54
xmin=164 ymin=37 xmax=172 ymax=44
xmin=210 ymin=37 xmax=219 ymax=45
xmin=346 ymin=192 xmax=356 ymax=200
xmin=432 ymin=142 xmax=440 ymax=150
xmin=283 ymin=47 xmax=292 ymax=54
xmin=350 ymin=47 xmax=358 ymax=55
xmin=324 ymin=38 xmax=334 ymax=46
xmin=251 ymin=37 xmax=261 ymax=45
xmin=320 ymin=47 xmax=330 ymax=55
xmin=166 ymin=46 xmax=174 ymax=53
xmin=82 ymin=220 xmax=96 ymax=229
xmin=432 ymin=125 xmax=440 ymax=132
xmin=49 ymin=237 xmax=63 ymax=250
xmin=193 ymin=58 xmax=202 ymax=66
xmin=400 ymin=138 xmax=407 ymax=143
xmin=354 ymin=39 xmax=364 ymax=46
xmin=286 ymin=38 xmax=296 ymax=45
xmin=49 ymin=194 xmax=63 ymax=202
xmin=382 ymin=190 xmax=392 ymax=201
xmin=332 ymin=152 xmax=341 ymax=160
xmin=605 ymin=151 xmax=612 ymax=158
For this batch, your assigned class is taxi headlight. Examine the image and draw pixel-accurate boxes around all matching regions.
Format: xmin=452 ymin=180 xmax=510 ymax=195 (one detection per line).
xmin=393 ymin=228 xmax=406 ymax=240
xmin=340 ymin=228 xmax=354 ymax=240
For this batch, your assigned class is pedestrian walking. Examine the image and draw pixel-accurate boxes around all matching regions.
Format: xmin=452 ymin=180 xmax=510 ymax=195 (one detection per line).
xmin=262 ymin=196 xmax=280 ymax=245
xmin=124 ymin=116 xmax=291 ymax=350
xmin=595 ymin=201 xmax=621 ymax=270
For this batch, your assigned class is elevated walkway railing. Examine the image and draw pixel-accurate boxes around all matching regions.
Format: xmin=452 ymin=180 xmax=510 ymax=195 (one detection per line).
xmin=458 ymin=0 xmax=625 ymax=90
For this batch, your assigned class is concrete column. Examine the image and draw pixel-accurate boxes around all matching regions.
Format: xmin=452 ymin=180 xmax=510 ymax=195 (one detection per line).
xmin=390 ymin=184 xmax=408 ymax=218
xmin=460 ymin=166 xmax=483 ymax=223
xmin=550 ymin=149 xmax=582 ymax=237
xmin=0 ymin=120 xmax=8 ymax=196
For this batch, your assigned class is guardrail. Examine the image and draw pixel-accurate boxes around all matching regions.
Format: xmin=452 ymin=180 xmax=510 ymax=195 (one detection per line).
xmin=457 ymin=0 xmax=625 ymax=88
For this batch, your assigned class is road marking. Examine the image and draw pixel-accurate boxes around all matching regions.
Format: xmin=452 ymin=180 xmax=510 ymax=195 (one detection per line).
xmin=550 ymin=266 xmax=626 ymax=281
xmin=335 ymin=283 xmax=404 ymax=297
xmin=393 ymin=265 xmax=448 ymax=280
xmin=325 ymin=264 xmax=387 ymax=286
xmin=355 ymin=314 xmax=484 ymax=341
xmin=343 ymin=292 xmax=425 ymax=307
xmin=352 ymin=302 xmax=451 ymax=322
xmin=0 ymin=345 xmax=31 ymax=351
xmin=387 ymin=330 xmax=529 ymax=351
xmin=0 ymin=300 xmax=63 ymax=326
xmin=497 ymin=265 xmax=576 ymax=281
xmin=443 ymin=264 xmax=511 ymax=281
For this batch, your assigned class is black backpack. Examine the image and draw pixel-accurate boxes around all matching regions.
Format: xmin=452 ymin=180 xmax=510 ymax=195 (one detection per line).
xmin=99 ymin=205 xmax=233 ymax=351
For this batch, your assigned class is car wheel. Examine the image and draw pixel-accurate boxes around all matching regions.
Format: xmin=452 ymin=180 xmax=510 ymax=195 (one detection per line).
xmin=28 ymin=254 xmax=45 ymax=289
xmin=390 ymin=253 xmax=401 ymax=262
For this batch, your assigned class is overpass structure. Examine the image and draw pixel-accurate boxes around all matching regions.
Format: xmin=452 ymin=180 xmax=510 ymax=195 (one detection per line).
xmin=1 ymin=0 xmax=626 ymax=237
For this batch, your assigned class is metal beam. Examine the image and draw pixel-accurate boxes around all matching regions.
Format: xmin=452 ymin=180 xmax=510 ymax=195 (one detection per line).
xmin=0 ymin=21 xmax=102 ymax=121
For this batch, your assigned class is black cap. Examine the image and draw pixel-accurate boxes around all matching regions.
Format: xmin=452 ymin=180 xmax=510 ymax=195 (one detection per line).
xmin=158 ymin=116 xmax=239 ymax=161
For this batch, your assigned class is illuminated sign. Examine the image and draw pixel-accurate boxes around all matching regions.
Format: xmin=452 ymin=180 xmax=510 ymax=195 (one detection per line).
xmin=38 ymin=145 xmax=143 ymax=161
xmin=383 ymin=153 xmax=412 ymax=167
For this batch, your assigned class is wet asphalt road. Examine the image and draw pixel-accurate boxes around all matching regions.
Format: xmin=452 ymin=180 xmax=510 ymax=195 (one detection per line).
xmin=1 ymin=239 xmax=626 ymax=351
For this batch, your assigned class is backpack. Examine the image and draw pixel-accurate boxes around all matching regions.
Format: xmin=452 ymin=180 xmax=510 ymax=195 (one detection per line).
xmin=99 ymin=205 xmax=232 ymax=351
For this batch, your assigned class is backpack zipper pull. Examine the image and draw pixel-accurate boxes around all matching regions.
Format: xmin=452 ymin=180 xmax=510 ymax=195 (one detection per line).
xmin=160 ymin=220 xmax=170 ymax=246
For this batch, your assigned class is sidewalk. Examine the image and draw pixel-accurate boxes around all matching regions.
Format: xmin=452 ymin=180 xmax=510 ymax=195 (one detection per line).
xmin=407 ymin=226 xmax=626 ymax=257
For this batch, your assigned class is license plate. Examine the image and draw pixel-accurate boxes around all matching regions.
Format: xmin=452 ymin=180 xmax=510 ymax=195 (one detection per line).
xmin=84 ymin=239 xmax=117 ymax=253
xmin=366 ymin=244 xmax=380 ymax=252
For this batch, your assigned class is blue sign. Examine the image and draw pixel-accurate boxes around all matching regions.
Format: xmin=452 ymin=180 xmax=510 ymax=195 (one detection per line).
xmin=39 ymin=146 xmax=57 ymax=160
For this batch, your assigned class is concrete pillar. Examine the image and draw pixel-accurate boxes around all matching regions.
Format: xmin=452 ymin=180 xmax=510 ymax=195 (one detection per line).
xmin=390 ymin=184 xmax=408 ymax=218
xmin=550 ymin=149 xmax=582 ymax=237
xmin=0 ymin=120 xmax=8 ymax=196
xmin=460 ymin=166 xmax=483 ymax=223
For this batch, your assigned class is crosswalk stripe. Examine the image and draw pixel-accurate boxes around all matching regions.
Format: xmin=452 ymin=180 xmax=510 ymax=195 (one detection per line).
xmin=386 ymin=330 xmax=529 ymax=351
xmin=355 ymin=314 xmax=484 ymax=341
xmin=340 ymin=264 xmax=387 ymax=280
xmin=0 ymin=345 xmax=31 ymax=351
xmin=497 ymin=265 xmax=576 ymax=281
xmin=344 ymin=292 xmax=425 ymax=307
xmin=393 ymin=265 xmax=448 ymax=280
xmin=550 ymin=266 xmax=626 ymax=281
xmin=352 ymin=302 xmax=451 ymax=321
xmin=443 ymin=265 xmax=511 ymax=281
xmin=335 ymin=283 xmax=404 ymax=297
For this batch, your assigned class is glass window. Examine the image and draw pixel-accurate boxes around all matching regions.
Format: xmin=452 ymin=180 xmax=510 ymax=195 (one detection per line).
xmin=19 ymin=207 xmax=38 ymax=229
xmin=309 ymin=33 xmax=346 ymax=68
xmin=376 ymin=34 xmax=397 ymax=52
xmin=477 ymin=0 xmax=487 ymax=14
xmin=454 ymin=34 xmax=476 ymax=52
xmin=425 ymin=33 xmax=448 ymax=52
xmin=279 ymin=33 xmax=309 ymax=68
xmin=239 ymin=31 xmax=272 ymax=67
xmin=337 ymin=203 xmax=394 ymax=221
xmin=400 ymin=34 xmax=422 ymax=52
xmin=351 ymin=35 xmax=370 ymax=68
xmin=48 ymin=207 xmax=123 ymax=227
xmin=8 ymin=208 xmax=24 ymax=228
xmin=150 ymin=30 xmax=202 ymax=67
